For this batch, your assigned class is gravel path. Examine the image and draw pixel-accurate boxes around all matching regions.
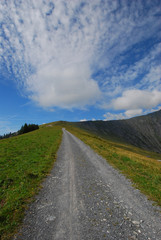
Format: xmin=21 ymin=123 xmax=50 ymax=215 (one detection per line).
xmin=15 ymin=129 xmax=161 ymax=240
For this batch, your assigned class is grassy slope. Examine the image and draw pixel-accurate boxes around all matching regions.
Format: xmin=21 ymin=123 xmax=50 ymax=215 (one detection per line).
xmin=0 ymin=124 xmax=62 ymax=240
xmin=1 ymin=121 xmax=161 ymax=239
xmin=63 ymin=122 xmax=161 ymax=206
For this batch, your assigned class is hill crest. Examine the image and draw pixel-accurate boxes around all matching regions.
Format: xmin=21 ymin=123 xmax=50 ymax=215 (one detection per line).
xmin=74 ymin=110 xmax=161 ymax=153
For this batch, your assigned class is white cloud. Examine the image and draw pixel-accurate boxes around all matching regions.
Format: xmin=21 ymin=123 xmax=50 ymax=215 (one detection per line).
xmin=143 ymin=106 xmax=161 ymax=115
xmin=0 ymin=0 xmax=105 ymax=108
xmin=104 ymin=105 xmax=161 ymax=121
xmin=0 ymin=0 xmax=160 ymax=110
xmin=111 ymin=89 xmax=161 ymax=111
xmin=28 ymin=63 xmax=100 ymax=108
xmin=103 ymin=112 xmax=125 ymax=121
xmin=124 ymin=109 xmax=143 ymax=118
xmin=80 ymin=119 xmax=87 ymax=122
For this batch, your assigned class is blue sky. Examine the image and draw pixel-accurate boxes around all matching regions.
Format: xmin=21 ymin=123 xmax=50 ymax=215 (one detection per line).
xmin=0 ymin=0 xmax=161 ymax=135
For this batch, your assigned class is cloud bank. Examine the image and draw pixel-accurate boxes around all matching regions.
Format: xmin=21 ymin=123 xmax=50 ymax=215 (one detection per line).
xmin=111 ymin=89 xmax=161 ymax=111
xmin=28 ymin=63 xmax=100 ymax=108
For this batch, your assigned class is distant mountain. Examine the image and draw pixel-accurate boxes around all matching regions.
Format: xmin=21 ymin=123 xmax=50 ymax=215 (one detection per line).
xmin=74 ymin=110 xmax=161 ymax=153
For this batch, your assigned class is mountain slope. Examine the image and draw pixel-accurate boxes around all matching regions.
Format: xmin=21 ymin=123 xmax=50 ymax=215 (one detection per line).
xmin=74 ymin=110 xmax=161 ymax=153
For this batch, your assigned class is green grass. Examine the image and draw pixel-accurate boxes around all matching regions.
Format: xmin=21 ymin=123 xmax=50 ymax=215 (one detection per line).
xmin=1 ymin=120 xmax=161 ymax=239
xmin=64 ymin=123 xmax=161 ymax=206
xmin=0 ymin=124 xmax=62 ymax=240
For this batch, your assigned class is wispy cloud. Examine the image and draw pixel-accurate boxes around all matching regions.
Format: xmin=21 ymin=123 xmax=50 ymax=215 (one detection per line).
xmin=102 ymin=42 xmax=161 ymax=96
xmin=1 ymin=0 xmax=105 ymax=108
xmin=0 ymin=0 xmax=161 ymax=116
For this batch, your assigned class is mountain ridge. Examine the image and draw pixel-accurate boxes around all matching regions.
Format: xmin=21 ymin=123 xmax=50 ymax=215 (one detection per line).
xmin=73 ymin=109 xmax=161 ymax=153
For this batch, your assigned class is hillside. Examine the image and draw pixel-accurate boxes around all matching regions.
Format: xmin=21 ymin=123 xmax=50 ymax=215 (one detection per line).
xmin=1 ymin=120 xmax=161 ymax=240
xmin=14 ymin=128 xmax=161 ymax=240
xmin=0 ymin=125 xmax=62 ymax=240
xmin=74 ymin=110 xmax=161 ymax=153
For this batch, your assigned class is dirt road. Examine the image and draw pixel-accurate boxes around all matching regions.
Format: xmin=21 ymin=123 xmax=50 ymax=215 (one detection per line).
xmin=15 ymin=129 xmax=161 ymax=240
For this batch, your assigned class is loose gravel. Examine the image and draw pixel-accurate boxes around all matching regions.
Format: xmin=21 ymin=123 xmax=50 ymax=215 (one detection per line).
xmin=14 ymin=129 xmax=161 ymax=240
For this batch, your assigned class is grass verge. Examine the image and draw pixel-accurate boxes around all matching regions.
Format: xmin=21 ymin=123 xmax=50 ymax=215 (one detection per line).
xmin=64 ymin=123 xmax=161 ymax=206
xmin=0 ymin=124 xmax=62 ymax=240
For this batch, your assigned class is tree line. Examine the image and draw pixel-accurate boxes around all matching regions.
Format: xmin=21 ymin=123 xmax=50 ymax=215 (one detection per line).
xmin=18 ymin=123 xmax=39 ymax=134
xmin=0 ymin=123 xmax=39 ymax=139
